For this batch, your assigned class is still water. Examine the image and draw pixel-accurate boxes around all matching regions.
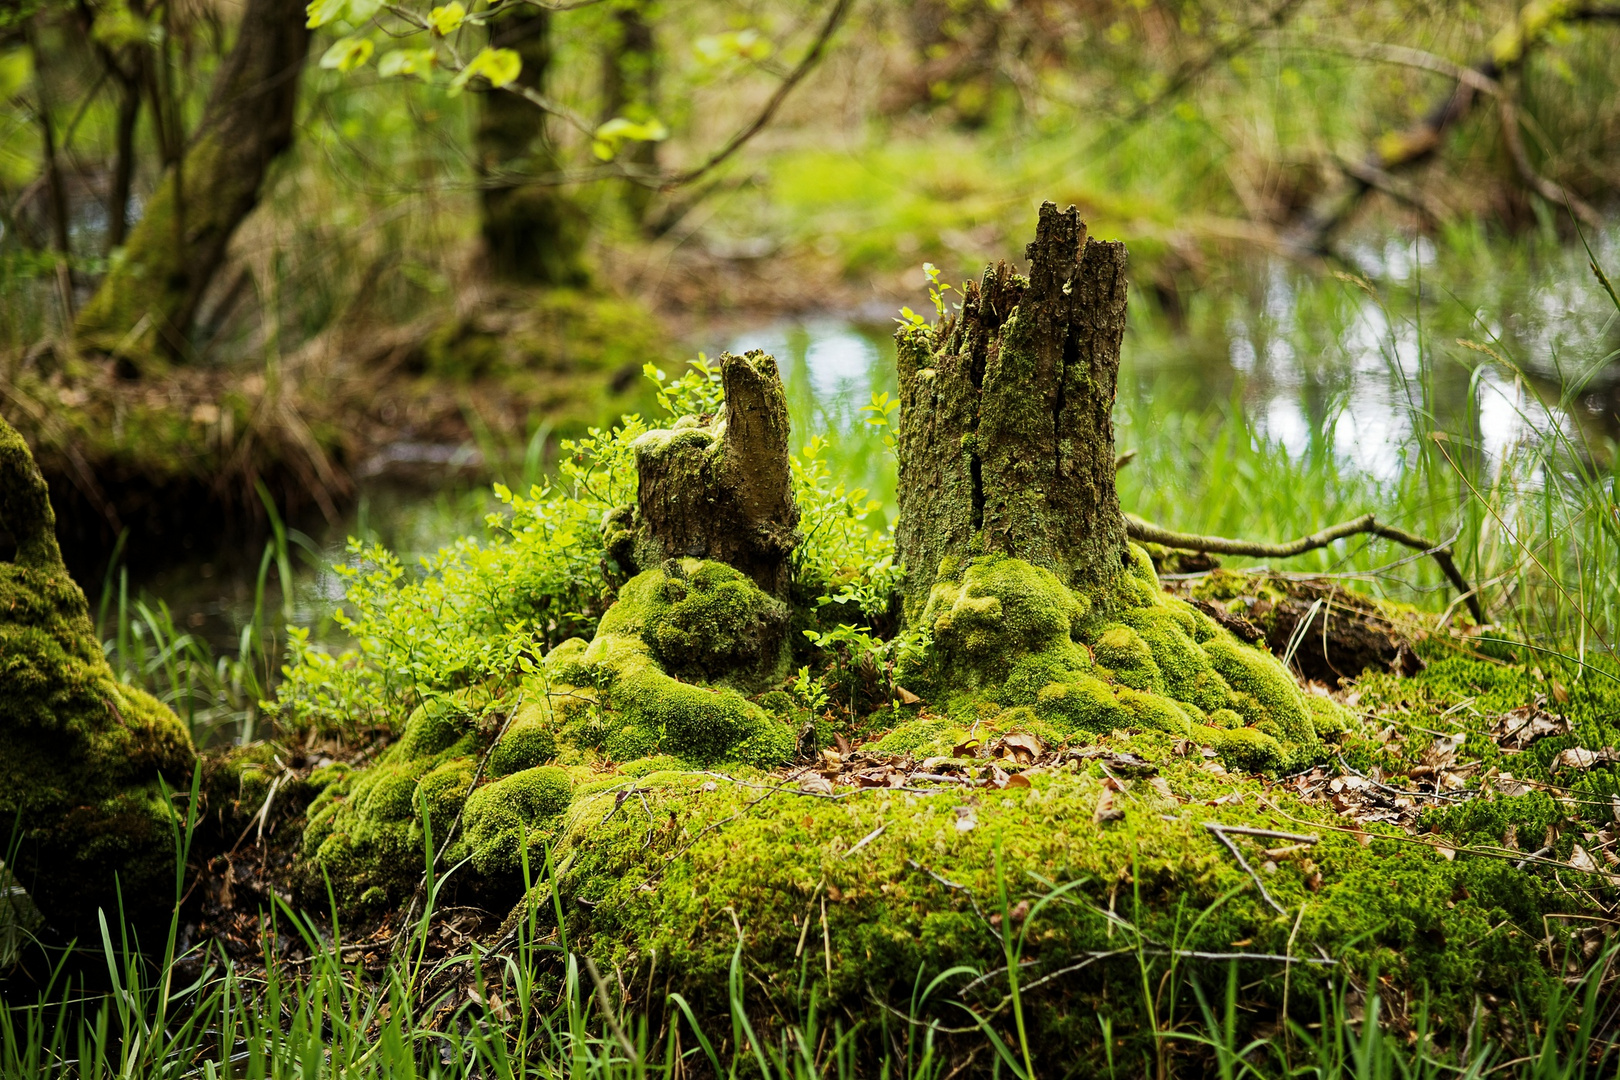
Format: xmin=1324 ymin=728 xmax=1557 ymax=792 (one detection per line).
xmin=128 ymin=233 xmax=1620 ymax=650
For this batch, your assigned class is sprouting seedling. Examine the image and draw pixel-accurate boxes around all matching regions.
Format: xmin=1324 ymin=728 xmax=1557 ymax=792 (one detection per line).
xmin=924 ymin=262 xmax=957 ymax=318
xmin=861 ymin=391 xmax=899 ymax=451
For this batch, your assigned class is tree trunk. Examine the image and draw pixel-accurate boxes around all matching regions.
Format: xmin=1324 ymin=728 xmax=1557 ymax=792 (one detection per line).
xmin=607 ymin=351 xmax=800 ymax=598
xmin=73 ymin=0 xmax=309 ymax=368
xmin=600 ymin=1 xmax=658 ymax=224
xmin=478 ymin=8 xmax=589 ymax=285
xmin=894 ymin=200 xmax=1129 ymax=620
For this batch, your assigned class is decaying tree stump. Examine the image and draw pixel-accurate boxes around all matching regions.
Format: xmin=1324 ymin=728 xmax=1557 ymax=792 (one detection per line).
xmin=607 ymin=350 xmax=799 ymax=598
xmin=895 ymin=201 xmax=1130 ymax=615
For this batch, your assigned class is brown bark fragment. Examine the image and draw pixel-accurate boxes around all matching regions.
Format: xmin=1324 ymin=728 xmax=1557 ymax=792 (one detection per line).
xmin=626 ymin=351 xmax=799 ymax=597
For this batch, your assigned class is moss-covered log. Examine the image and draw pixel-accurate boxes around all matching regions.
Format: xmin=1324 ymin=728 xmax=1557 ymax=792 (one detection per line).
xmin=73 ymin=0 xmax=310 ymax=368
xmin=0 ymin=416 xmax=196 ymax=938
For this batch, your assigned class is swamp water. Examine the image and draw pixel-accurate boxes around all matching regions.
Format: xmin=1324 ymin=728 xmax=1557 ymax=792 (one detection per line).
xmin=117 ymin=233 xmax=1620 ymax=745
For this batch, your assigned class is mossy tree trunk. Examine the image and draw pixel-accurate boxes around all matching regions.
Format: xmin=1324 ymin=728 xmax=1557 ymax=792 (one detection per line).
xmin=72 ymin=0 xmax=310 ymax=368
xmin=894 ymin=200 xmax=1130 ymax=620
xmin=612 ymin=351 xmax=799 ymax=598
xmin=478 ymin=8 xmax=590 ymax=286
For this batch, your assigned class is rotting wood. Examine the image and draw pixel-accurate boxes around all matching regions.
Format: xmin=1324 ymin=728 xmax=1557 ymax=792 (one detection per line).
xmin=1126 ymin=511 xmax=1486 ymax=625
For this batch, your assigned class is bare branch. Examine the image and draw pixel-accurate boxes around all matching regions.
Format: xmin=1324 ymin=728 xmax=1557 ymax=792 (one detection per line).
xmin=1125 ymin=512 xmax=1486 ymax=624
xmin=1497 ymin=90 xmax=1602 ymax=228
xmin=661 ymin=0 xmax=854 ymax=189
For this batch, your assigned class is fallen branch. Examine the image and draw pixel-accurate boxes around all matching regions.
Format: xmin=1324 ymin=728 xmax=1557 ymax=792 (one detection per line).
xmin=1125 ymin=511 xmax=1486 ymax=624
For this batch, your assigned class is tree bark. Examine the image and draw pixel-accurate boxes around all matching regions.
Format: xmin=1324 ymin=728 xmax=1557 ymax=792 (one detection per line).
xmin=894 ymin=201 xmax=1129 ymax=619
xmin=478 ymin=8 xmax=589 ymax=285
xmin=613 ymin=351 xmax=800 ymax=598
xmin=600 ymin=1 xmax=658 ymax=223
xmin=73 ymin=0 xmax=309 ymax=367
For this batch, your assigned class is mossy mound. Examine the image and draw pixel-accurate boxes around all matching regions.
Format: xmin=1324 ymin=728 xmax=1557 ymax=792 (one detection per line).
xmin=0 ymin=419 xmax=196 ymax=937
xmin=880 ymin=548 xmax=1347 ymax=771
xmin=544 ymin=559 xmax=796 ymax=766
xmin=537 ymin=738 xmax=1560 ymax=1062
xmin=302 ymin=559 xmax=797 ymax=905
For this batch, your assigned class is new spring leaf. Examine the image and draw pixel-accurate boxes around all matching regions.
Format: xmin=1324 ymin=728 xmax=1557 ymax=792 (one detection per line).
xmin=320 ymin=36 xmax=374 ymax=73
xmin=449 ymin=46 xmax=522 ymax=95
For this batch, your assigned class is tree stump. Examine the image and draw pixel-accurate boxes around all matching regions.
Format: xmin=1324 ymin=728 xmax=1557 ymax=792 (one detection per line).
xmin=895 ymin=201 xmax=1130 ymax=619
xmin=0 ymin=417 xmax=196 ymax=938
xmin=613 ymin=350 xmax=800 ymax=599
xmin=888 ymin=204 xmax=1336 ymax=770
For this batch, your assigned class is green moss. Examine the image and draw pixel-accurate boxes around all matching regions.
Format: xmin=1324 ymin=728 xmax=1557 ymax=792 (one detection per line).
xmin=303 ymin=693 xmax=486 ymax=904
xmin=301 ymin=560 xmax=798 ymax=902
xmin=907 ymin=550 xmax=1341 ymax=770
xmin=545 ymin=762 xmax=1558 ymax=1058
xmin=544 ymin=560 xmax=797 ymax=767
xmin=463 ymin=766 xmax=573 ymax=877
xmin=0 ymin=417 xmax=197 ymax=935
xmin=599 ymin=559 xmax=791 ymax=689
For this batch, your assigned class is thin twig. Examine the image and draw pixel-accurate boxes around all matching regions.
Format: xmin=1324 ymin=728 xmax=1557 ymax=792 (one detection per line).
xmin=1205 ymin=822 xmax=1286 ymax=916
xmin=843 ymin=823 xmax=886 ymax=859
xmin=1207 ymin=825 xmax=1319 ymax=844
xmin=1125 ymin=511 xmax=1486 ymax=623
xmin=906 ymin=860 xmax=1002 ymax=943
xmin=661 ymin=0 xmax=853 ymax=189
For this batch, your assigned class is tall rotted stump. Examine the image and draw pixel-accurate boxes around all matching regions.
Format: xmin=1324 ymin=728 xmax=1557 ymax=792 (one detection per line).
xmin=895 ymin=201 xmax=1130 ymax=617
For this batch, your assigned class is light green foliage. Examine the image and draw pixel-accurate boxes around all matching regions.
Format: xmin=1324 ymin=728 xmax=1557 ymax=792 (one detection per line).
xmin=790 ymin=435 xmax=903 ymax=625
xmin=276 ymin=359 xmax=900 ymax=740
xmin=273 ymin=414 xmax=647 ymax=738
xmin=882 ymin=549 xmax=1339 ymax=769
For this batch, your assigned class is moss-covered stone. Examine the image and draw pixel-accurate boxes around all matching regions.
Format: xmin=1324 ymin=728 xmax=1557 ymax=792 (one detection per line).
xmin=0 ymin=417 xmax=196 ymax=935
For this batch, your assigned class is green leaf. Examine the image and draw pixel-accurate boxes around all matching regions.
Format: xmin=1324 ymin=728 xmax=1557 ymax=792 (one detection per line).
xmin=428 ymin=1 xmax=466 ymax=36
xmin=591 ymin=116 xmax=669 ymax=160
xmin=378 ymin=48 xmax=436 ymax=79
xmin=449 ymin=46 xmax=521 ymax=94
xmin=347 ymin=0 xmax=383 ymax=23
xmin=320 ymin=36 xmax=374 ymax=72
xmin=694 ymin=28 xmax=772 ymax=65
xmin=305 ymin=0 xmax=347 ymax=28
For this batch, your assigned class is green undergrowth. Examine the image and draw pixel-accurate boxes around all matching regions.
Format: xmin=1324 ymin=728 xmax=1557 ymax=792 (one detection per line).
xmin=263 ymin=352 xmax=1620 ymax=1047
